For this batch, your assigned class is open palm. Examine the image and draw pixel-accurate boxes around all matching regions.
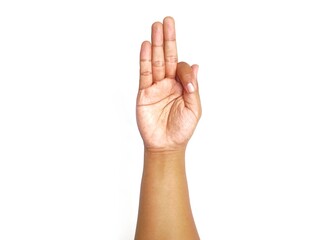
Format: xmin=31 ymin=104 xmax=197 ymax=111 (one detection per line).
xmin=136 ymin=17 xmax=201 ymax=150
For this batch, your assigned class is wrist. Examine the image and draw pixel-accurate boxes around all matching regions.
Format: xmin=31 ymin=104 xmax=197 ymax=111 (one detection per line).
xmin=143 ymin=147 xmax=186 ymax=172
xmin=144 ymin=146 xmax=186 ymax=160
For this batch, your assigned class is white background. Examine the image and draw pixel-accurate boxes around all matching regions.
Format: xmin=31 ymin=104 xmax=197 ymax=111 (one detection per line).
xmin=0 ymin=0 xmax=319 ymax=239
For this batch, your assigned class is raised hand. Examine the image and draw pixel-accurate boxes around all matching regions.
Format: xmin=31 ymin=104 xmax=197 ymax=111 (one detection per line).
xmin=136 ymin=17 xmax=201 ymax=151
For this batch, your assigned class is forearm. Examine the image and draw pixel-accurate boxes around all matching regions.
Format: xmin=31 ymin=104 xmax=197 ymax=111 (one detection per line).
xmin=135 ymin=148 xmax=200 ymax=240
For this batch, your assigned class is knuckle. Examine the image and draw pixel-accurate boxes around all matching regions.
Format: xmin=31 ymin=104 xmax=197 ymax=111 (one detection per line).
xmin=140 ymin=71 xmax=152 ymax=76
xmin=152 ymin=60 xmax=165 ymax=67
xmin=165 ymin=56 xmax=178 ymax=63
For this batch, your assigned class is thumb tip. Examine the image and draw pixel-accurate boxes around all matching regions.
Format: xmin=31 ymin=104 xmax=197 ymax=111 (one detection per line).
xmin=186 ymin=82 xmax=195 ymax=93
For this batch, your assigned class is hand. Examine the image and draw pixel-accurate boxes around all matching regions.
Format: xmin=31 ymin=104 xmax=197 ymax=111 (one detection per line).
xmin=136 ymin=17 xmax=201 ymax=151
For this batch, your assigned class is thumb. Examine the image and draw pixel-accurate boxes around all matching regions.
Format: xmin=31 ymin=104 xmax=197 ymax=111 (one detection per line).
xmin=176 ymin=62 xmax=201 ymax=118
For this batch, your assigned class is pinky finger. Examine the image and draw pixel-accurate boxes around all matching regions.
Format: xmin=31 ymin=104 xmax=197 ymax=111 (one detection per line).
xmin=139 ymin=41 xmax=152 ymax=90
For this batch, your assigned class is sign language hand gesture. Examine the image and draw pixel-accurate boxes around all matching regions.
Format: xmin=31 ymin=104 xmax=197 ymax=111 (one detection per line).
xmin=136 ymin=17 xmax=202 ymax=152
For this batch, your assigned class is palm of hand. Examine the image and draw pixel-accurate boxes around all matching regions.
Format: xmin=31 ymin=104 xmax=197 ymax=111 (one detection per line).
xmin=137 ymin=77 xmax=198 ymax=149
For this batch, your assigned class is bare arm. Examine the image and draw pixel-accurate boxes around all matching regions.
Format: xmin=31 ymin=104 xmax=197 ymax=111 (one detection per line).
xmin=135 ymin=17 xmax=201 ymax=240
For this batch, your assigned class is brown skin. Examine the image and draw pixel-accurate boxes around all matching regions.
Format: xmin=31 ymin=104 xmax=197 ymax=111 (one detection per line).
xmin=135 ymin=16 xmax=201 ymax=240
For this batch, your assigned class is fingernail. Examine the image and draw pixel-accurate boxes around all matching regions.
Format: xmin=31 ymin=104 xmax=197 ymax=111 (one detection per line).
xmin=187 ymin=83 xmax=195 ymax=93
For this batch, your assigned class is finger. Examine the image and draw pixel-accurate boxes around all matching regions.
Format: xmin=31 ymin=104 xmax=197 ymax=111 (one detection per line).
xmin=176 ymin=62 xmax=202 ymax=118
xmin=191 ymin=64 xmax=199 ymax=79
xmin=176 ymin=62 xmax=197 ymax=93
xmin=151 ymin=22 xmax=165 ymax=82
xmin=191 ymin=64 xmax=202 ymax=118
xmin=163 ymin=16 xmax=178 ymax=79
xmin=139 ymin=41 xmax=152 ymax=90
